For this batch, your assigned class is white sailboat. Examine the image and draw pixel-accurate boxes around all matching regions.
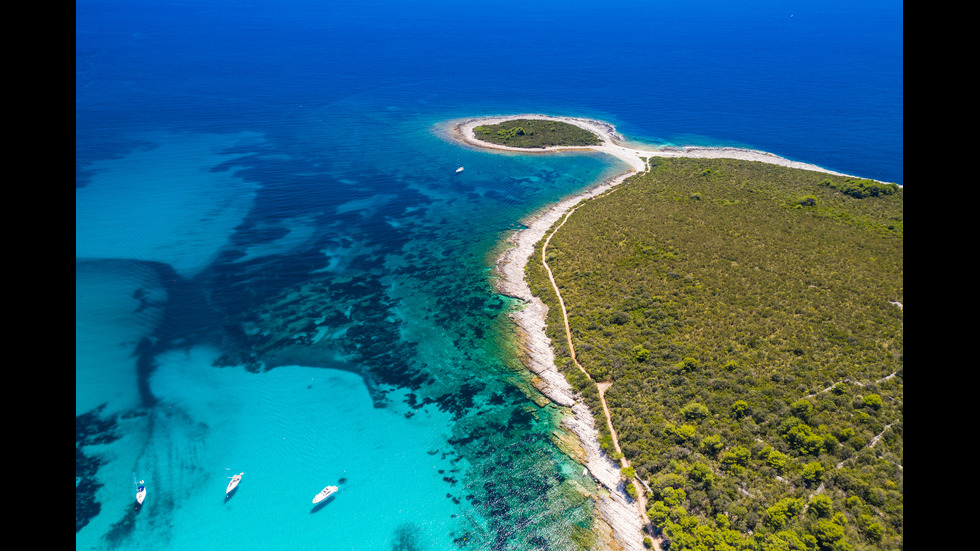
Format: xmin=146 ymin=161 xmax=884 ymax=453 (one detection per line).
xmin=226 ymin=472 xmax=244 ymax=495
xmin=455 ymin=166 xmax=464 ymax=173
xmin=135 ymin=480 xmax=147 ymax=507
xmin=312 ymin=485 xmax=338 ymax=504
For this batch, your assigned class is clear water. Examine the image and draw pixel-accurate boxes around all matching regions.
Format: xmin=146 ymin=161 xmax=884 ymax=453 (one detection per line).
xmin=76 ymin=1 xmax=902 ymax=549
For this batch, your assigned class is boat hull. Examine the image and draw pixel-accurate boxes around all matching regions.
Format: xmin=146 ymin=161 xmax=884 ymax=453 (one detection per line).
xmin=312 ymin=485 xmax=338 ymax=504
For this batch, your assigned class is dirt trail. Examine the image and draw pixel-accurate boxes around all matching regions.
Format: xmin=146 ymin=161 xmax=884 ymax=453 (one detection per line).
xmin=540 ymin=207 xmax=655 ymax=542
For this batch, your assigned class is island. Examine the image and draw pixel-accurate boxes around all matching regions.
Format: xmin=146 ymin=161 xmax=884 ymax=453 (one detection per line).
xmin=449 ymin=114 xmax=903 ymax=551
xmin=473 ymin=118 xmax=602 ymax=148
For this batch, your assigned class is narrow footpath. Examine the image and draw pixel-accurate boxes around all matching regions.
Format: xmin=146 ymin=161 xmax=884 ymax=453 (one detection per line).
xmin=540 ymin=205 xmax=658 ymax=545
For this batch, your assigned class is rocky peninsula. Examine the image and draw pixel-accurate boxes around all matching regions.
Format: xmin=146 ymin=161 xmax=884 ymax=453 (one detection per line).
xmin=446 ymin=113 xmax=891 ymax=551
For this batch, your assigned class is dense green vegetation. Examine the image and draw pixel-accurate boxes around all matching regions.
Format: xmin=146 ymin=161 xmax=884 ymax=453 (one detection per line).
xmin=474 ymin=119 xmax=602 ymax=148
xmin=525 ymin=158 xmax=903 ymax=551
xmin=818 ymin=178 xmax=900 ymax=199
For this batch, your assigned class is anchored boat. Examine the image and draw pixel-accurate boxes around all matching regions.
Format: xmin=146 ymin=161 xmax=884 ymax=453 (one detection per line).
xmin=226 ymin=472 xmax=244 ymax=495
xmin=135 ymin=480 xmax=146 ymax=508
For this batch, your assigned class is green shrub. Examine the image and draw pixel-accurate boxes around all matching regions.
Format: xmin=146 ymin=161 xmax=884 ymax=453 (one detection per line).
xmin=681 ymin=402 xmax=710 ymax=421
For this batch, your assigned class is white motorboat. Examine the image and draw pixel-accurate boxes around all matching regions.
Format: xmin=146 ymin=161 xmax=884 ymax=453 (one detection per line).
xmin=455 ymin=166 xmax=464 ymax=173
xmin=226 ymin=472 xmax=244 ymax=495
xmin=136 ymin=480 xmax=147 ymax=506
xmin=312 ymin=485 xmax=338 ymax=504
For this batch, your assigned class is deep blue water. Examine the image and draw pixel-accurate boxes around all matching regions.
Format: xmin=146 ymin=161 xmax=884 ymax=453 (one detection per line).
xmin=76 ymin=1 xmax=902 ymax=549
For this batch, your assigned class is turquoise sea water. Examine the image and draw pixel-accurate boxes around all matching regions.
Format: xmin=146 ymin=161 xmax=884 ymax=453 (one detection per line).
xmin=77 ymin=1 xmax=902 ymax=549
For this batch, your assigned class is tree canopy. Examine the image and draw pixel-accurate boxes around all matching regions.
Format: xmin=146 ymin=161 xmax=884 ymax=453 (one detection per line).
xmin=473 ymin=119 xmax=602 ymax=148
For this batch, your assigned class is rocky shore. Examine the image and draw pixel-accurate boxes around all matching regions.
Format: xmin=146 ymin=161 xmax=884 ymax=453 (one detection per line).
xmin=464 ymin=116 xmax=650 ymax=550
xmin=494 ymin=178 xmax=649 ymax=551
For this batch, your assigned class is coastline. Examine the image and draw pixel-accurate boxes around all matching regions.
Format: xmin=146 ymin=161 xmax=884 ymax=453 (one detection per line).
xmin=451 ymin=114 xmax=653 ymax=550
xmin=448 ymin=113 xmax=889 ymax=183
xmin=494 ymin=171 xmax=649 ymax=551
xmin=448 ymin=113 xmax=888 ymax=550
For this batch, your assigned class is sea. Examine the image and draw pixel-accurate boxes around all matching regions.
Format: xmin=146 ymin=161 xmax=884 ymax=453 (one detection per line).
xmin=76 ymin=1 xmax=903 ymax=549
